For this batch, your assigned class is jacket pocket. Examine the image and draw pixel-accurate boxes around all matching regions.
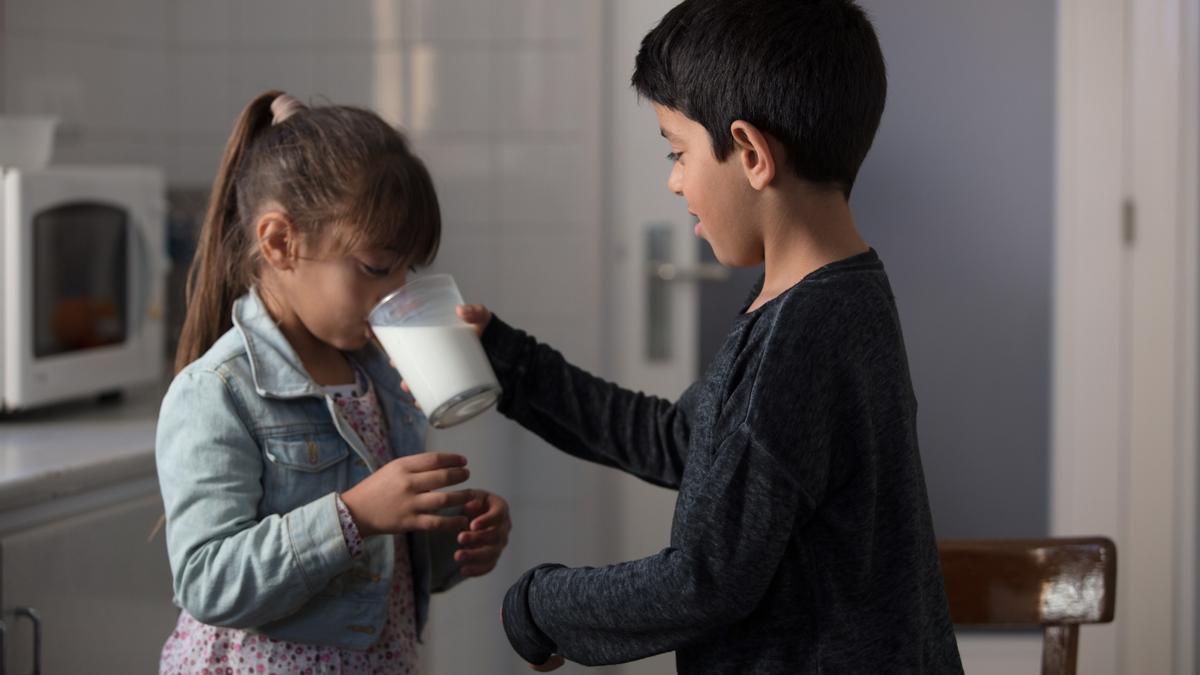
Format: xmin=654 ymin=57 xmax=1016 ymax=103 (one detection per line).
xmin=261 ymin=431 xmax=353 ymax=513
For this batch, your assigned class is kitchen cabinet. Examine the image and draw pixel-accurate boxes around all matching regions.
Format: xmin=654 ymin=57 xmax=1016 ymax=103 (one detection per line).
xmin=0 ymin=387 xmax=176 ymax=673
xmin=2 ymin=486 xmax=177 ymax=674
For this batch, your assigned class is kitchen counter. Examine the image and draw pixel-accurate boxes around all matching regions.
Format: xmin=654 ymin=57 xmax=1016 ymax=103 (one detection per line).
xmin=0 ymin=386 xmax=164 ymax=513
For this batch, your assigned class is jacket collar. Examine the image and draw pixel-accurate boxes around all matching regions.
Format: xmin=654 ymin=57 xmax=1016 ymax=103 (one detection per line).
xmin=232 ymin=287 xmax=404 ymax=402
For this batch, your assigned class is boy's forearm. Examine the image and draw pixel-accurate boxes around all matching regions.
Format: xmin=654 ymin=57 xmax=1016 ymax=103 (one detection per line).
xmin=501 ymin=549 xmax=757 ymax=667
xmin=502 ymin=436 xmax=801 ymax=666
xmin=480 ymin=315 xmax=692 ymax=487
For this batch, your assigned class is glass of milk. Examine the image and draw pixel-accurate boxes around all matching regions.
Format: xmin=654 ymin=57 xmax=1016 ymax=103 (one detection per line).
xmin=368 ymin=274 xmax=501 ymax=428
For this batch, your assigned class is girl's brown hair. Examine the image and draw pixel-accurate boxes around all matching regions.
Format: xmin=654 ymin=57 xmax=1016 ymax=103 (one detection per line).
xmin=175 ymin=90 xmax=441 ymax=373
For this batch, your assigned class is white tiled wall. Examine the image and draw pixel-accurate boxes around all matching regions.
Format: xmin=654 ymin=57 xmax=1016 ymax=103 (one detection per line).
xmin=3 ymin=1 xmax=610 ymax=673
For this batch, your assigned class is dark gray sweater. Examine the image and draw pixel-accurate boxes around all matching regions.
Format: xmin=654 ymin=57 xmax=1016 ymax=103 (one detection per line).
xmin=485 ymin=249 xmax=963 ymax=673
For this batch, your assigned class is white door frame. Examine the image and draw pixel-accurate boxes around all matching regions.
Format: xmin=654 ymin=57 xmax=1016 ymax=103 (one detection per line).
xmin=1053 ymin=1 xmax=1199 ymax=673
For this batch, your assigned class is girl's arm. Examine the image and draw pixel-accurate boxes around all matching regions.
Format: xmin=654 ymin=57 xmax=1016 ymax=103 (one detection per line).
xmin=156 ymin=368 xmax=354 ymax=628
xmin=479 ymin=314 xmax=696 ymax=490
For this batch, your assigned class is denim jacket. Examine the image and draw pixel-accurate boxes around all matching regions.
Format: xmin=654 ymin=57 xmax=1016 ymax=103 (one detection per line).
xmin=155 ymin=288 xmax=461 ymax=650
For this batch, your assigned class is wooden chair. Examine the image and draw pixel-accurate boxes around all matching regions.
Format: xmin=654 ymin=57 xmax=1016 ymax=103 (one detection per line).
xmin=938 ymin=537 xmax=1117 ymax=675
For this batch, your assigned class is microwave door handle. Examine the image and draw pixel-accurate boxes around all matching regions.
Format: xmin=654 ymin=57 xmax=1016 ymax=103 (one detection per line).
xmin=131 ymin=221 xmax=168 ymax=335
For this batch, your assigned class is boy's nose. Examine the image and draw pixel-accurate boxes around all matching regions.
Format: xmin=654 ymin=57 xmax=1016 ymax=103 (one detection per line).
xmin=667 ymin=165 xmax=683 ymax=196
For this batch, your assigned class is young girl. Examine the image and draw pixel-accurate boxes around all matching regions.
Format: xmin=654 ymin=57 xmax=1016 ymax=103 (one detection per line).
xmin=156 ymin=91 xmax=511 ymax=674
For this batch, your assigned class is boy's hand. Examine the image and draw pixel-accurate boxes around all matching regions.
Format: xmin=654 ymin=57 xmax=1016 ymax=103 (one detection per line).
xmin=340 ymin=453 xmax=472 ymax=537
xmin=501 ymin=610 xmax=566 ymax=671
xmin=455 ymin=490 xmax=511 ymax=577
xmin=531 ymin=655 xmax=565 ymax=671
xmin=456 ymin=304 xmax=493 ymax=337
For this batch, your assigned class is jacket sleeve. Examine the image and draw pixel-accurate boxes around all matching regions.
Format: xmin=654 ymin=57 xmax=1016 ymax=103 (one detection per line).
xmin=481 ymin=316 xmax=697 ymax=489
xmin=156 ymin=367 xmax=354 ymax=628
xmin=501 ymin=428 xmax=805 ymax=666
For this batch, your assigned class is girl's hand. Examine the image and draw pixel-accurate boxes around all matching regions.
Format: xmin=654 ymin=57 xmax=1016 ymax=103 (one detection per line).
xmin=455 ymin=490 xmax=511 ymax=577
xmin=455 ymin=304 xmax=493 ymax=337
xmin=341 ymin=453 xmax=473 ymax=537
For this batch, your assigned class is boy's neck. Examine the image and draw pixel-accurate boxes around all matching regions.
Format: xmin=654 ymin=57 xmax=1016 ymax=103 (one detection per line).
xmin=748 ymin=185 xmax=869 ymax=313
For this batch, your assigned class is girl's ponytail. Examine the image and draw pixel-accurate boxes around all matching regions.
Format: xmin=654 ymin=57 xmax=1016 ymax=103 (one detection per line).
xmin=174 ymin=91 xmax=280 ymax=373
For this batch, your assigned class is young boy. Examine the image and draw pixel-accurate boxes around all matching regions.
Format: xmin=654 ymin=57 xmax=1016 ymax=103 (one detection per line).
xmin=462 ymin=0 xmax=964 ymax=671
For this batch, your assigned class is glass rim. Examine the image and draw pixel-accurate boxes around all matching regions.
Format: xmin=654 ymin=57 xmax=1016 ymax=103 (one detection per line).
xmin=369 ymin=273 xmax=459 ymax=322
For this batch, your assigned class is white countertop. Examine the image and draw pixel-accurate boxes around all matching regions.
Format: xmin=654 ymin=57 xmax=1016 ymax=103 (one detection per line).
xmin=0 ymin=386 xmax=163 ymax=512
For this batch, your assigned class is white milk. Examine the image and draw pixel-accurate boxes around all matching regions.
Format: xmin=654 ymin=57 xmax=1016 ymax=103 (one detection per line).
xmin=373 ymin=324 xmax=500 ymax=426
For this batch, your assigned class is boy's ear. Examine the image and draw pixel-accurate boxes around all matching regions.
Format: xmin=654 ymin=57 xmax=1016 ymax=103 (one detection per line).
xmin=729 ymin=120 xmax=776 ymax=191
xmin=256 ymin=211 xmax=300 ymax=271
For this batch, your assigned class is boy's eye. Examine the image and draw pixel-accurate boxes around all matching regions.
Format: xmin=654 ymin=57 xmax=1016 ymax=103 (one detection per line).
xmin=666 ymin=152 xmax=681 ymax=162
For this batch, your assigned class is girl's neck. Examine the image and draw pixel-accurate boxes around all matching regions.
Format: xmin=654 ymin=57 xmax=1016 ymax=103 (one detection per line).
xmin=257 ymin=281 xmax=356 ymax=387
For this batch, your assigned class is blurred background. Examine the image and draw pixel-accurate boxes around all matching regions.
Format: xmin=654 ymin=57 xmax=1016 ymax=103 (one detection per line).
xmin=0 ymin=0 xmax=1196 ymax=673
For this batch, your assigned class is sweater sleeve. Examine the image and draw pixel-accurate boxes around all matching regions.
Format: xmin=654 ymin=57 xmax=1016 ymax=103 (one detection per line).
xmin=480 ymin=316 xmax=698 ymax=489
xmin=500 ymin=427 xmax=806 ymax=666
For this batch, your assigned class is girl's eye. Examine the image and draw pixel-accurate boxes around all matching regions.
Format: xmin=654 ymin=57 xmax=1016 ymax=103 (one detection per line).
xmin=359 ymin=262 xmax=391 ymax=278
xmin=667 ymin=152 xmax=681 ymax=163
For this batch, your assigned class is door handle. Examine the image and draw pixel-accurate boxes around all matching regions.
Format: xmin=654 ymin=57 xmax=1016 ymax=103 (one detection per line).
xmin=649 ymin=262 xmax=731 ymax=283
xmin=10 ymin=608 xmax=40 ymax=675
xmin=645 ymin=223 xmax=731 ymax=361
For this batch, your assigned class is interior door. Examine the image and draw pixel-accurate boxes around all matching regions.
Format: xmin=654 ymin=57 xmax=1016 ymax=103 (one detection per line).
xmin=605 ymin=3 xmax=751 ymax=673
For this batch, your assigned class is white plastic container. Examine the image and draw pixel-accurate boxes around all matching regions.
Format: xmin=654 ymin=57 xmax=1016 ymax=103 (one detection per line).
xmin=369 ymin=274 xmax=501 ymax=428
xmin=0 ymin=116 xmax=58 ymax=170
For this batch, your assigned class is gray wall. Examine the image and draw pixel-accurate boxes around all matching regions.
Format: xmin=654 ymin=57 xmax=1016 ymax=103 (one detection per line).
xmin=854 ymin=0 xmax=1055 ymax=537
xmin=699 ymin=0 xmax=1056 ymax=538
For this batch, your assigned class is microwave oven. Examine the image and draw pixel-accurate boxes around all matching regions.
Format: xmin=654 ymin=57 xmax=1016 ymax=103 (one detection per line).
xmin=1 ymin=166 xmax=169 ymax=412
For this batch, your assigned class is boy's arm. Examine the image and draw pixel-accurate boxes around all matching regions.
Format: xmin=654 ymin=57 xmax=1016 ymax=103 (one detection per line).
xmin=481 ymin=315 xmax=695 ymax=489
xmin=501 ymin=428 xmax=805 ymax=666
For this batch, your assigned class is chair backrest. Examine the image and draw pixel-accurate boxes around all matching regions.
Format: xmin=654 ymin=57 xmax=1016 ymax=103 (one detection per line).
xmin=938 ymin=537 xmax=1117 ymax=675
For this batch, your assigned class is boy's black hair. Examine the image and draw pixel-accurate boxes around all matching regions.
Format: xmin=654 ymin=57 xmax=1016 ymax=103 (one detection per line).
xmin=633 ymin=0 xmax=887 ymax=198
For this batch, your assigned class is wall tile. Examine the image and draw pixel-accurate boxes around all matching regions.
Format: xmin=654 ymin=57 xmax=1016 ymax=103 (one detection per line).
xmin=408 ymin=138 xmax=494 ymax=230
xmin=492 ymin=47 xmax=580 ymax=135
xmin=405 ymin=45 xmax=491 ymax=135
xmin=167 ymin=136 xmax=226 ymax=187
xmin=491 ymin=0 xmax=582 ymax=42
xmin=494 ymin=142 xmax=591 ymax=230
xmin=175 ymin=0 xmax=234 ymax=46
xmin=314 ymin=0 xmax=403 ymax=45
xmin=509 ymin=498 xmax=605 ymax=569
xmin=174 ymin=48 xmax=235 ymax=137
xmin=3 ymin=36 xmax=47 ymax=111
xmin=234 ymin=0 xmax=317 ymax=46
xmin=119 ymin=0 xmax=170 ymax=43
xmin=43 ymin=41 xmax=118 ymax=130
xmin=312 ymin=47 xmax=405 ymax=125
xmin=425 ymin=234 xmax=502 ymax=309
xmin=3 ymin=0 xmax=47 ymax=34
xmin=52 ymin=134 xmax=169 ymax=172
xmin=404 ymin=0 xmax=491 ymax=42
xmin=497 ymin=308 xmax=600 ymax=373
xmin=231 ymin=47 xmax=315 ymax=105
xmin=118 ymin=46 xmax=172 ymax=135
xmin=497 ymin=233 xmax=595 ymax=318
